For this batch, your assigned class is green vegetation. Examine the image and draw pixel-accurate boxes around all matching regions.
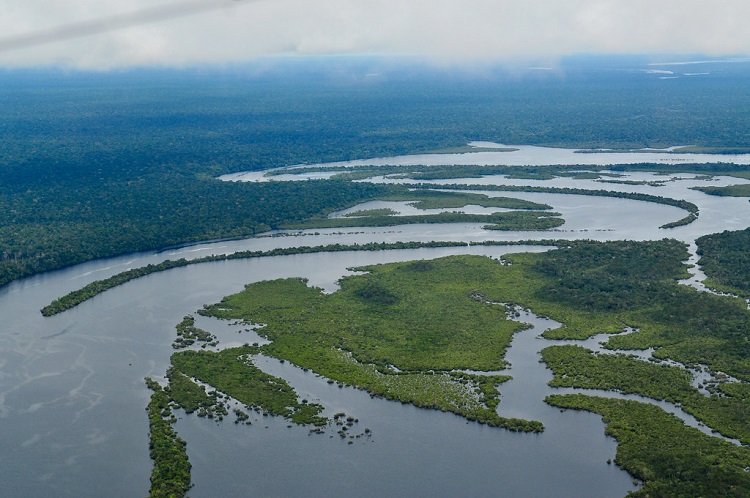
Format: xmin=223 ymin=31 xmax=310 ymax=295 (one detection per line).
xmin=379 ymin=190 xmax=552 ymax=210
xmin=199 ymin=258 xmax=544 ymax=431
xmin=145 ymin=378 xmax=192 ymax=498
xmin=165 ymin=367 xmax=228 ymax=419
xmin=173 ymin=315 xmax=217 ymax=349
xmin=546 ymin=394 xmax=750 ymax=497
xmin=693 ymin=183 xmax=750 ymax=197
xmin=0 ymin=177 xmax=393 ymax=289
xmin=493 ymin=240 xmax=750 ymax=384
xmin=40 ymin=240 xmax=473 ymax=316
xmin=696 ymin=228 xmax=750 ymax=298
xmin=5 ymin=61 xmax=750 ymax=290
xmin=284 ymin=210 xmax=563 ymax=231
xmin=659 ymin=213 xmax=698 ymax=229
xmin=609 ymin=162 xmax=750 ymax=180
xmin=426 ymin=183 xmax=699 ymax=217
xmin=344 ymin=208 xmax=398 ymax=217
xmin=542 ymin=345 xmax=750 ymax=443
xmin=151 ymin=238 xmax=750 ymax=495
xmin=171 ymin=346 xmax=328 ymax=426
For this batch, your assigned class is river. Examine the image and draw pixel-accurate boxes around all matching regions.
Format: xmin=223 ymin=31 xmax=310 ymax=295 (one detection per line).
xmin=2 ymin=150 xmax=750 ymax=496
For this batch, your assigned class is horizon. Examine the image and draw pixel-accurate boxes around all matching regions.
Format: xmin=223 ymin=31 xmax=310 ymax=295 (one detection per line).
xmin=3 ymin=1 xmax=750 ymax=70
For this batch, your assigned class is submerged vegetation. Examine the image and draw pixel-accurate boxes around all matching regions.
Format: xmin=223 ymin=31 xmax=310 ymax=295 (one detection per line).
xmin=173 ymin=315 xmax=217 ymax=349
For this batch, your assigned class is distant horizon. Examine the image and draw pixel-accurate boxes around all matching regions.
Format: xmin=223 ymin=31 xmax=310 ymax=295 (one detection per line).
xmin=3 ymin=1 xmax=750 ymax=69
xmin=2 ymin=52 xmax=750 ymax=76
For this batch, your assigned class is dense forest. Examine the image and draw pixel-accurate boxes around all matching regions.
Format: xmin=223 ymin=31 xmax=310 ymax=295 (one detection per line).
xmin=4 ymin=56 xmax=750 ymax=286
xmin=696 ymin=228 xmax=750 ymax=298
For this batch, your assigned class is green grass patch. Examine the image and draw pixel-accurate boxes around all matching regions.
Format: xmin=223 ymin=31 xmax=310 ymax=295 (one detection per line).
xmin=694 ymin=184 xmax=750 ymax=197
xmin=199 ymin=257 xmax=545 ymax=431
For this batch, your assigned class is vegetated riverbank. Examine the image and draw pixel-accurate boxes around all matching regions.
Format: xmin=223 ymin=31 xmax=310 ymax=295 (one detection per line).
xmin=41 ymin=240 xmax=547 ymax=316
xmin=696 ymin=227 xmax=750 ymax=299
xmin=283 ymin=210 xmax=563 ymax=231
xmin=547 ymin=395 xmax=750 ymax=497
xmin=163 ymin=239 xmax=750 ymax=496
xmin=404 ymin=183 xmax=699 ymax=228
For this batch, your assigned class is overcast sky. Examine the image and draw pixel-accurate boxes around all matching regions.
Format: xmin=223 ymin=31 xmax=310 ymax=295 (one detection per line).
xmin=1 ymin=0 xmax=749 ymax=69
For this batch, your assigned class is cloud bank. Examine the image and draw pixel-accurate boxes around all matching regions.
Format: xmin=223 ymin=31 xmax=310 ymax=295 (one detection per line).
xmin=1 ymin=0 xmax=749 ymax=69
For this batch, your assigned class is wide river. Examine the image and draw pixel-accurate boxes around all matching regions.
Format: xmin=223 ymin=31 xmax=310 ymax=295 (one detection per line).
xmin=3 ymin=145 xmax=750 ymax=497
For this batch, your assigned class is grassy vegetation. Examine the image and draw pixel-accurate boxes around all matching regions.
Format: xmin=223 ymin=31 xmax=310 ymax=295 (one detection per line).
xmin=199 ymin=258 xmax=544 ymax=431
xmin=39 ymin=241 xmax=473 ymax=316
xmin=693 ymin=184 xmax=750 ymax=197
xmin=659 ymin=213 xmax=698 ymax=229
xmin=489 ymin=240 xmax=750 ymax=384
xmin=283 ymin=210 xmax=564 ymax=230
xmin=542 ymin=345 xmax=750 ymax=443
xmin=546 ymin=394 xmax=750 ymax=497
xmin=154 ymin=238 xmax=750 ymax=494
xmin=377 ymin=190 xmax=552 ymax=210
xmin=165 ymin=367 xmax=228 ymax=420
xmin=171 ymin=346 xmax=328 ymax=426
xmin=145 ymin=378 xmax=192 ymax=498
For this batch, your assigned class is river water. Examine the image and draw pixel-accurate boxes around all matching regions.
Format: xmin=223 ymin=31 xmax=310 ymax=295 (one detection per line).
xmin=3 ymin=149 xmax=750 ymax=497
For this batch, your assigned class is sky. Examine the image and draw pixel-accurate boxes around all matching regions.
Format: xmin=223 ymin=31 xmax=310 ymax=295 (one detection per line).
xmin=1 ymin=0 xmax=749 ymax=69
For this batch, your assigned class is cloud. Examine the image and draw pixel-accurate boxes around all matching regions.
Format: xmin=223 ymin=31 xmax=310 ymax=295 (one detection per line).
xmin=1 ymin=0 xmax=749 ymax=69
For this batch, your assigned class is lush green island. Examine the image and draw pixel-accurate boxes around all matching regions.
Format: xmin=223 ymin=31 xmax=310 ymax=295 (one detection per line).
xmin=151 ymin=238 xmax=750 ymax=496
xmin=197 ymin=260 xmax=541 ymax=431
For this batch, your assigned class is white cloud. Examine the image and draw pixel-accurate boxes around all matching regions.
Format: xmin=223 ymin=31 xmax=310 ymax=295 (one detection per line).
xmin=1 ymin=0 xmax=749 ymax=69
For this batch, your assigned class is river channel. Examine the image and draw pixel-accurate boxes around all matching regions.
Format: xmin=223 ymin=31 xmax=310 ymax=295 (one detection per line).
xmin=3 ymin=147 xmax=750 ymax=497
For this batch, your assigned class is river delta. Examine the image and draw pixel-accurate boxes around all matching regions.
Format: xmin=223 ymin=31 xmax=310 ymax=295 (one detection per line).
xmin=4 ymin=144 xmax=750 ymax=497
